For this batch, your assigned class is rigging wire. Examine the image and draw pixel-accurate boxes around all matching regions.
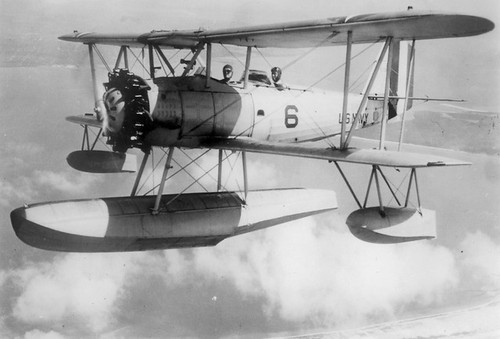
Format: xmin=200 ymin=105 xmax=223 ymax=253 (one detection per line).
xmin=93 ymin=46 xmax=112 ymax=73
xmin=137 ymin=147 xmax=167 ymax=195
xmin=255 ymin=47 xmax=273 ymax=68
xmin=88 ymin=127 xmax=111 ymax=151
xmin=164 ymin=152 xmax=234 ymax=208
xmin=223 ymin=151 xmax=243 ymax=194
xmin=183 ymin=40 xmax=380 ymax=148
xmin=171 ymin=157 xmax=210 ymax=192
xmin=231 ymin=40 xmax=382 ymax=145
xmin=128 ymin=47 xmax=151 ymax=77
xmin=349 ymin=59 xmax=376 ymax=92
xmin=154 ymin=48 xmax=169 ymax=77
xmin=220 ymin=43 xmax=246 ymax=67
xmin=281 ymin=34 xmax=334 ymax=71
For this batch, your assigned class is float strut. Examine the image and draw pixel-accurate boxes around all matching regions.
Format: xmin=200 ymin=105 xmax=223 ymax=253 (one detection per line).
xmin=373 ymin=166 xmax=386 ymax=217
xmin=217 ymin=149 xmax=223 ymax=192
xmin=334 ymin=161 xmax=362 ymax=208
xmin=242 ymin=151 xmax=248 ymax=201
xmin=152 ymin=147 xmax=174 ymax=215
xmin=376 ymin=166 xmax=401 ymax=206
xmin=131 ymin=150 xmax=150 ymax=197
xmin=363 ymin=166 xmax=376 ymax=208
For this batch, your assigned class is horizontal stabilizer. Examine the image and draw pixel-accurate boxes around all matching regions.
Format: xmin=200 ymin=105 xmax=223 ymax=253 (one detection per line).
xmin=346 ymin=207 xmax=436 ymax=243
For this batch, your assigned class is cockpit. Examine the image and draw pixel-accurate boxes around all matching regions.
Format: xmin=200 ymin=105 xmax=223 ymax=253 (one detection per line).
xmin=240 ymin=69 xmax=272 ymax=86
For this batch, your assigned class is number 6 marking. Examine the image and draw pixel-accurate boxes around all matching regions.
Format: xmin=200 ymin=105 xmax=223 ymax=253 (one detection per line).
xmin=285 ymin=105 xmax=298 ymax=128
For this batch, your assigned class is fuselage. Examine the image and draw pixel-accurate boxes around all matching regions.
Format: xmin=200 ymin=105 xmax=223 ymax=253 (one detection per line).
xmin=144 ymin=74 xmax=385 ymax=147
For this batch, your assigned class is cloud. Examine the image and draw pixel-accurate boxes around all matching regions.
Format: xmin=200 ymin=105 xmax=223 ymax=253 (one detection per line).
xmin=11 ymin=253 xmax=149 ymax=333
xmin=0 ymin=215 xmax=475 ymax=336
xmin=33 ymin=170 xmax=102 ymax=195
xmin=0 ymin=178 xmax=34 ymax=207
xmin=23 ymin=330 xmax=65 ymax=339
xmin=169 ymin=215 xmax=459 ymax=326
xmin=460 ymin=231 xmax=500 ymax=290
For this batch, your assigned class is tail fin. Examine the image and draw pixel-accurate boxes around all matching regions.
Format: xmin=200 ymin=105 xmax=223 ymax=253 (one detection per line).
xmin=401 ymin=41 xmax=415 ymax=112
xmin=364 ymin=40 xmax=415 ymax=124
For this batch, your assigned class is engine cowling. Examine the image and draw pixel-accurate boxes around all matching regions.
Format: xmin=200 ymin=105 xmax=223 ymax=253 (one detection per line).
xmin=103 ymin=69 xmax=153 ymax=153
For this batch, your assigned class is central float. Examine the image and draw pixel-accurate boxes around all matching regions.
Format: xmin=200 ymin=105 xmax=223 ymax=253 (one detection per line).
xmin=11 ymin=188 xmax=337 ymax=252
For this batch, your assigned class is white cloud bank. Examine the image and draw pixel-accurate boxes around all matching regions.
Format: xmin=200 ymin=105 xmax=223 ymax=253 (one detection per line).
xmin=460 ymin=231 xmax=500 ymax=290
xmin=188 ymin=216 xmax=459 ymax=326
xmin=23 ymin=329 xmax=65 ymax=339
xmin=10 ymin=253 xmax=148 ymax=333
xmin=33 ymin=170 xmax=102 ymax=195
xmin=4 ymin=222 xmax=499 ymax=337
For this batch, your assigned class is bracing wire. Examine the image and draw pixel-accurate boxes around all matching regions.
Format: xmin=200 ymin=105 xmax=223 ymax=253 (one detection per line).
xmin=93 ymin=45 xmax=112 ymax=73
xmin=164 ymin=151 xmax=235 ymax=207
xmin=88 ymin=127 xmax=111 ymax=151
xmin=255 ymin=47 xmax=273 ymax=69
xmin=232 ymin=41 xmax=382 ymax=141
xmin=154 ymin=48 xmax=169 ymax=77
xmin=128 ymin=47 xmax=151 ymax=76
xmin=220 ymin=43 xmax=246 ymax=67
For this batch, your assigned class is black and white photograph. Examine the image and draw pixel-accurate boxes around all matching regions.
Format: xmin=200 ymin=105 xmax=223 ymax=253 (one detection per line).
xmin=0 ymin=0 xmax=498 ymax=337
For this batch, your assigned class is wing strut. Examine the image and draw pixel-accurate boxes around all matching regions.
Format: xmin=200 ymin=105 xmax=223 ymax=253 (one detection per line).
xmin=205 ymin=43 xmax=212 ymax=88
xmin=148 ymin=44 xmax=156 ymax=79
xmin=379 ymin=37 xmax=395 ymax=150
xmin=243 ymin=47 xmax=252 ymax=89
xmin=398 ymin=39 xmax=416 ymax=151
xmin=340 ymin=31 xmax=353 ymax=148
xmin=87 ymin=44 xmax=103 ymax=120
xmin=343 ymin=37 xmax=391 ymax=149
xmin=154 ymin=45 xmax=176 ymax=76
xmin=181 ymin=43 xmax=205 ymax=77
xmin=114 ymin=46 xmax=129 ymax=69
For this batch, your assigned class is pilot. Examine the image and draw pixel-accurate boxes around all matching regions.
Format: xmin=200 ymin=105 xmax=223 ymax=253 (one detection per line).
xmin=271 ymin=66 xmax=286 ymax=90
xmin=221 ymin=64 xmax=233 ymax=83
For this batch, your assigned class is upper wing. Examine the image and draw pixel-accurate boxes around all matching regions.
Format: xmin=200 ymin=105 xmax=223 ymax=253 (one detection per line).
xmin=59 ymin=10 xmax=494 ymax=49
xmin=176 ymin=137 xmax=470 ymax=168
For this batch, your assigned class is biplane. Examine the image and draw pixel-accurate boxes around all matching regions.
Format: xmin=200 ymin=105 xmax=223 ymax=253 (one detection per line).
xmin=10 ymin=9 xmax=494 ymax=252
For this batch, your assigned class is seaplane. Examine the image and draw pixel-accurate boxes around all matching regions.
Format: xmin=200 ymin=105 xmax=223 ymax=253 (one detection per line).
xmin=10 ymin=9 xmax=494 ymax=252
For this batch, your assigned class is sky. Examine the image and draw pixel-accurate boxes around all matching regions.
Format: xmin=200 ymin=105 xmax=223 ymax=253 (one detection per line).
xmin=0 ymin=0 xmax=499 ymax=338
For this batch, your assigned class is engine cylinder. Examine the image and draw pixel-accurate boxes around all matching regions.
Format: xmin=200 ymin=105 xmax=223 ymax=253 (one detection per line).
xmin=103 ymin=69 xmax=153 ymax=152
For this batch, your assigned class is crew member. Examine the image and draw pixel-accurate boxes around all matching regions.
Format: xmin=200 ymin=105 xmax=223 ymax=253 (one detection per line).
xmin=271 ymin=66 xmax=286 ymax=90
xmin=221 ymin=64 xmax=233 ymax=83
